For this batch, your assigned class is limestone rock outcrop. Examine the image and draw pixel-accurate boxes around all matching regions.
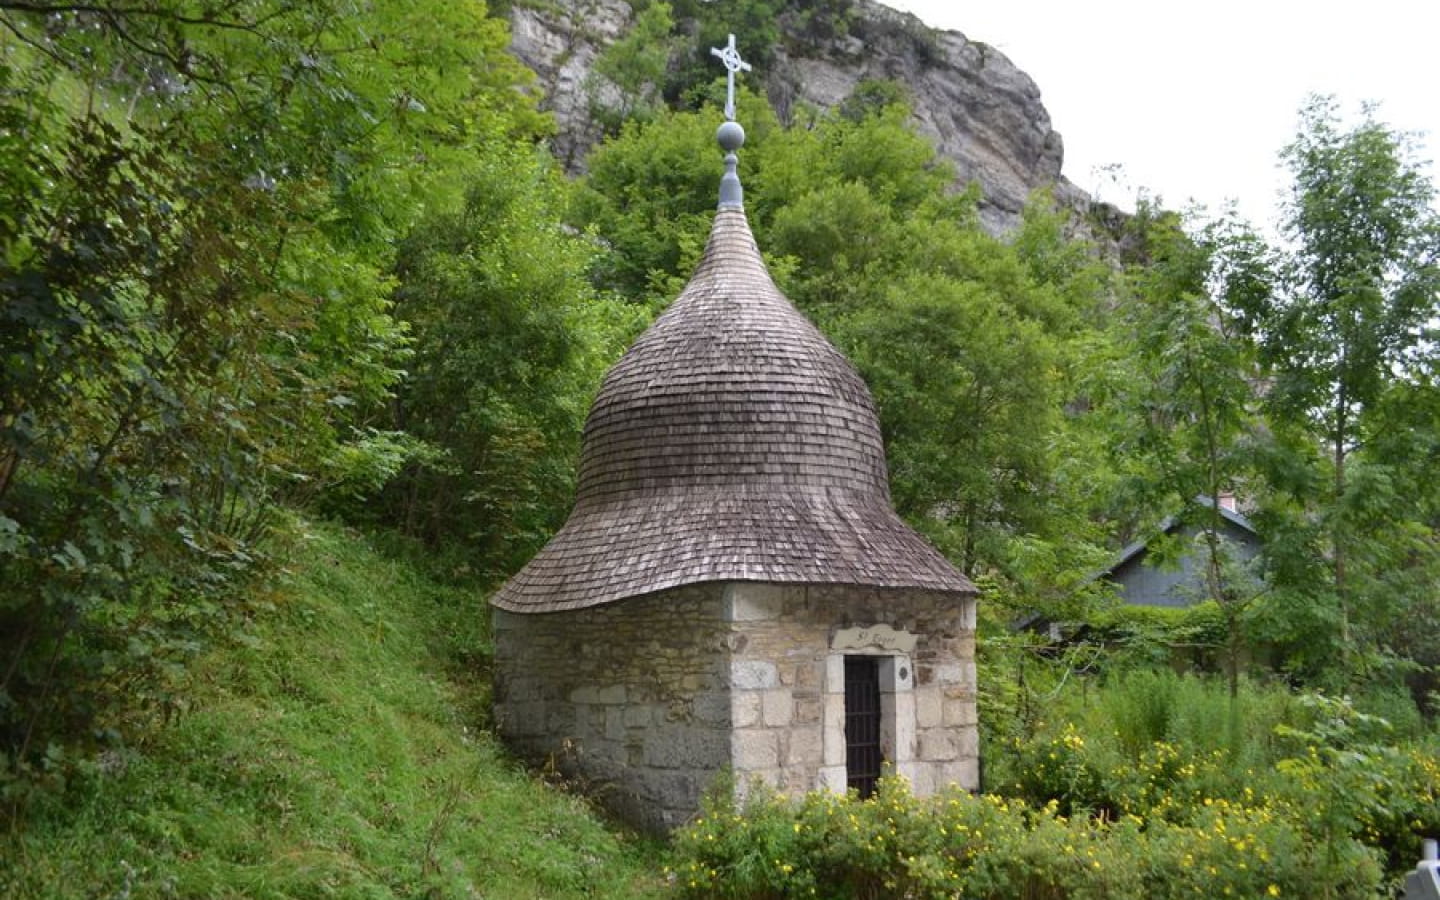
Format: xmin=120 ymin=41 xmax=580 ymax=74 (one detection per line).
xmin=506 ymin=0 xmax=1093 ymax=233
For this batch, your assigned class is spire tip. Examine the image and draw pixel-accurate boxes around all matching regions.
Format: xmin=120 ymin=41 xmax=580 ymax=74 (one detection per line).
xmin=711 ymin=34 xmax=751 ymax=208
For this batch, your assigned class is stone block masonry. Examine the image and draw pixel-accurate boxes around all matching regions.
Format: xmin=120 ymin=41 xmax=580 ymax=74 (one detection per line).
xmin=725 ymin=582 xmax=978 ymax=801
xmin=493 ymin=583 xmax=732 ymax=833
xmin=494 ymin=579 xmax=978 ymax=833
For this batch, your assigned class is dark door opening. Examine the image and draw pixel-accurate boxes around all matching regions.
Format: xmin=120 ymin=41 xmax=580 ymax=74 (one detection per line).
xmin=844 ymin=655 xmax=882 ymax=798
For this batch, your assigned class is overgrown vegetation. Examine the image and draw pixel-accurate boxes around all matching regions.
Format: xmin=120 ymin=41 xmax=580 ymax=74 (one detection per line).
xmin=986 ymin=663 xmax=1437 ymax=869
xmin=0 ymin=0 xmax=548 ymax=801
xmin=1 ymin=520 xmax=664 ymax=898
xmin=375 ymin=145 xmax=643 ymax=574
xmin=676 ymin=777 xmax=1378 ymax=899
xmin=672 ymin=672 xmax=1437 ymax=899
xmin=3 ymin=0 xmax=1438 ymax=895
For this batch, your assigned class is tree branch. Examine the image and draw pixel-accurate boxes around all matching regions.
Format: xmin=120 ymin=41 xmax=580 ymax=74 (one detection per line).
xmin=0 ymin=2 xmax=291 ymax=33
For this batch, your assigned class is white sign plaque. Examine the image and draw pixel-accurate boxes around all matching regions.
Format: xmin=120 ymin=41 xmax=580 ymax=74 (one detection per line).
xmin=830 ymin=624 xmax=917 ymax=653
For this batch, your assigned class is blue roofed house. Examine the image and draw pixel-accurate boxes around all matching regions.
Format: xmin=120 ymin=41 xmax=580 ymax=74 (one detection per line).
xmin=1016 ymin=495 xmax=1262 ymax=641
xmin=1104 ymin=495 xmax=1260 ymax=609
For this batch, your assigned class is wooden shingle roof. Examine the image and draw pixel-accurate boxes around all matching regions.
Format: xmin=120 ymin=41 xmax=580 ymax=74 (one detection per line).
xmin=490 ymin=205 xmax=976 ymax=613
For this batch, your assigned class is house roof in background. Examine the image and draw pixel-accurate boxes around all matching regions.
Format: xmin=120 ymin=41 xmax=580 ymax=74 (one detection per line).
xmin=1104 ymin=495 xmax=1257 ymax=577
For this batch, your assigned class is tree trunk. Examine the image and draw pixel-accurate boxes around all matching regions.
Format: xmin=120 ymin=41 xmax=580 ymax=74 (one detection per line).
xmin=1333 ymin=400 xmax=1349 ymax=674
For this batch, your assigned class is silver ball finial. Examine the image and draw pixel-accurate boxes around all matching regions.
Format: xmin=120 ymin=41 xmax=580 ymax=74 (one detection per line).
xmin=717 ymin=120 xmax=746 ymax=152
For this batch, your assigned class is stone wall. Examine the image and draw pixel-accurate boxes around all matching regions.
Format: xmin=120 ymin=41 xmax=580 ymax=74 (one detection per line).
xmin=725 ymin=583 xmax=978 ymax=798
xmin=493 ymin=580 xmax=978 ymax=831
xmin=492 ymin=583 xmax=731 ymax=832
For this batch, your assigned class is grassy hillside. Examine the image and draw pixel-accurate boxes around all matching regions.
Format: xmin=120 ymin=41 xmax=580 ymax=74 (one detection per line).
xmin=2 ymin=521 xmax=667 ymax=899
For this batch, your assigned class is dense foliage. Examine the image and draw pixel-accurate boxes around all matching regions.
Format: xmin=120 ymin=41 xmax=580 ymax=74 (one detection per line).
xmin=1234 ymin=99 xmax=1440 ymax=686
xmin=981 ymin=658 xmax=1439 ymax=879
xmin=675 ymin=779 xmax=1380 ymax=899
xmin=0 ymin=0 xmax=569 ymax=805
xmin=3 ymin=1 xmax=1437 ymax=894
xmin=673 ymin=675 xmax=1438 ymax=899
xmin=378 ymin=147 xmax=642 ymax=575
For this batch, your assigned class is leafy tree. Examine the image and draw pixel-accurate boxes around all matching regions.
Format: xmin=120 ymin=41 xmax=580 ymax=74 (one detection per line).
xmin=655 ymin=0 xmax=854 ymax=114
xmin=846 ymin=263 xmax=1062 ymax=578
xmin=0 ymin=0 xmax=541 ymax=797
xmin=384 ymin=147 xmax=642 ymax=575
xmin=1119 ymin=205 xmax=1268 ymax=695
xmin=665 ymin=0 xmax=783 ymax=105
xmin=840 ymin=79 xmax=912 ymax=123
xmin=844 ymin=197 xmax=1115 ymax=611
xmin=1226 ymin=97 xmax=1440 ymax=682
xmin=587 ymin=1 xmax=678 ymax=132
xmin=575 ymin=90 xmax=782 ymax=303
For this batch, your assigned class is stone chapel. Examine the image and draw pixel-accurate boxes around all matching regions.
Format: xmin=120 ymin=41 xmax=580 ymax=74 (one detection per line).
xmin=490 ymin=43 xmax=978 ymax=833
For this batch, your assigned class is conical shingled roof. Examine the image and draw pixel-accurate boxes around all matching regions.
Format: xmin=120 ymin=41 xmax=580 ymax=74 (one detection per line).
xmin=490 ymin=205 xmax=976 ymax=613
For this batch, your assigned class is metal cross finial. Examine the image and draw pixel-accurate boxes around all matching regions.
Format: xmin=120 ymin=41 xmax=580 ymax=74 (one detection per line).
xmin=709 ymin=33 xmax=751 ymax=122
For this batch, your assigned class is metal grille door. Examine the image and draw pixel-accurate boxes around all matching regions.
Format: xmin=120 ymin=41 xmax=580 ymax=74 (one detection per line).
xmin=844 ymin=656 xmax=882 ymax=798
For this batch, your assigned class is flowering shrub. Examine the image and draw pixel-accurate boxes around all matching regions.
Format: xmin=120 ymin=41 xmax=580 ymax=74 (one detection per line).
xmin=671 ymin=677 xmax=1438 ymax=898
xmin=988 ymin=686 xmax=1439 ymax=886
xmin=1147 ymin=797 xmax=1380 ymax=899
xmin=1006 ymin=723 xmax=1117 ymax=818
xmin=1273 ymin=695 xmax=1440 ymax=880
xmin=670 ymin=776 xmax=1377 ymax=899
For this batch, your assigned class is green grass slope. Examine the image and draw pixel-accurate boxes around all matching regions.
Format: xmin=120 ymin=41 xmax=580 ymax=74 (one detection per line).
xmin=3 ymin=521 xmax=666 ymax=899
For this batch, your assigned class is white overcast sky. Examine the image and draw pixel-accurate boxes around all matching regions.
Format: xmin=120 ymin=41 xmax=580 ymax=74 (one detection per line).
xmin=882 ymin=0 xmax=1440 ymax=229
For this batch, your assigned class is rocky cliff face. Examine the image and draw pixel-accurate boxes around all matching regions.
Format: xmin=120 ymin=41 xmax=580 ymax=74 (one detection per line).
xmin=507 ymin=0 xmax=1091 ymax=234
xmin=507 ymin=0 xmax=631 ymax=171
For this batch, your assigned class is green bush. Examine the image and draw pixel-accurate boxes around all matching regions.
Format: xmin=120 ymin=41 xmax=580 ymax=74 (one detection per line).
xmin=1273 ymin=694 xmax=1440 ymax=884
xmin=985 ymin=679 xmax=1438 ymax=887
xmin=671 ymin=776 xmax=1381 ymax=899
xmin=1006 ymin=724 xmax=1119 ymax=818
